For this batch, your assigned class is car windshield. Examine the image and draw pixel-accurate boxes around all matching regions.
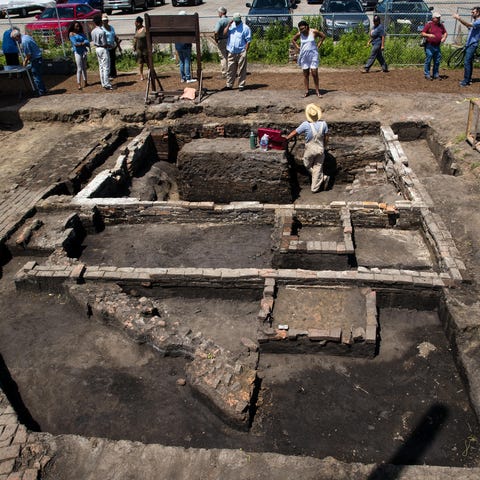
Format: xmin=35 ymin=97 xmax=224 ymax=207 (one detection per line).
xmin=328 ymin=1 xmax=363 ymax=12
xmin=389 ymin=2 xmax=428 ymax=12
xmin=39 ymin=6 xmax=75 ymax=18
xmin=251 ymin=0 xmax=288 ymax=9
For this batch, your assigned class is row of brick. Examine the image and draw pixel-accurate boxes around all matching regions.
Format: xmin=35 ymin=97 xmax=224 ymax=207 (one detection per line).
xmin=17 ymin=262 xmax=452 ymax=289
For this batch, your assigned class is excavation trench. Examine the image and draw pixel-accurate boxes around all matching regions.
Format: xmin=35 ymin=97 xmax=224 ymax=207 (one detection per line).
xmin=1 ymin=120 xmax=479 ymax=468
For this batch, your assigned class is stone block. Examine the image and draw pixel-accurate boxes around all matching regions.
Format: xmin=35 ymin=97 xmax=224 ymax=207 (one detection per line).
xmin=0 ymin=460 xmax=14 ymax=476
xmin=308 ymin=329 xmax=329 ymax=341
xmin=20 ymin=470 xmax=39 ymax=480
xmin=366 ymin=325 xmax=377 ymax=344
xmin=0 ymin=445 xmax=20 ymax=462
xmin=177 ymin=138 xmax=292 ymax=204
xmin=240 ymin=337 xmax=258 ymax=352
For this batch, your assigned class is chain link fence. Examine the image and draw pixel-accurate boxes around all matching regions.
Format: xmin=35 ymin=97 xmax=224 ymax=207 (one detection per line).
xmin=2 ymin=1 xmax=479 ymax=66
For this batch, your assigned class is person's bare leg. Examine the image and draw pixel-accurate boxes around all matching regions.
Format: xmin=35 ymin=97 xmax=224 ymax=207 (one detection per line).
xmin=311 ymin=68 xmax=321 ymax=97
xmin=303 ymin=68 xmax=310 ymax=97
xmin=139 ymin=62 xmax=144 ymax=81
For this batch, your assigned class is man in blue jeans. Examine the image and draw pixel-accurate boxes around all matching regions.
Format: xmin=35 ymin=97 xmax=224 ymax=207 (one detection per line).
xmin=421 ymin=12 xmax=447 ymax=80
xmin=10 ymin=29 xmax=46 ymax=96
xmin=453 ymin=7 xmax=480 ymax=87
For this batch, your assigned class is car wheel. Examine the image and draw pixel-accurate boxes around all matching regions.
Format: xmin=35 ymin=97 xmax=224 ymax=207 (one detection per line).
xmin=143 ymin=0 xmax=148 ymax=9
xmin=19 ymin=7 xmax=27 ymax=17
xmin=105 ymin=8 xmax=112 ymax=14
xmin=129 ymin=0 xmax=135 ymax=13
xmin=172 ymin=0 xmax=177 ymax=6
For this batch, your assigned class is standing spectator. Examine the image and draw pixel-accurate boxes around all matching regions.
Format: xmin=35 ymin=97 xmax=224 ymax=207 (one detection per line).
xmin=223 ymin=13 xmax=251 ymax=91
xmin=10 ymin=30 xmax=46 ymax=96
xmin=291 ymin=20 xmax=325 ymax=98
xmin=284 ymin=104 xmax=329 ymax=193
xmin=175 ymin=11 xmax=196 ymax=83
xmin=214 ymin=6 xmax=229 ymax=78
xmin=2 ymin=26 xmax=20 ymax=66
xmin=453 ymin=7 xmax=480 ymax=87
xmin=68 ymin=21 xmax=90 ymax=90
xmin=363 ymin=15 xmax=388 ymax=74
xmin=133 ymin=16 xmax=148 ymax=81
xmin=102 ymin=13 xmax=122 ymax=79
xmin=421 ymin=12 xmax=447 ymax=80
xmin=91 ymin=15 xmax=113 ymax=90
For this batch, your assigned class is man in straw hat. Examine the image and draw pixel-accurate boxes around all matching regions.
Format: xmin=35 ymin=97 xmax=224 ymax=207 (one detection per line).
xmin=284 ymin=103 xmax=329 ymax=193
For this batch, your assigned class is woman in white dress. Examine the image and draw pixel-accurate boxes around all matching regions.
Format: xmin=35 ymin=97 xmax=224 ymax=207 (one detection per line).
xmin=291 ymin=20 xmax=326 ymax=98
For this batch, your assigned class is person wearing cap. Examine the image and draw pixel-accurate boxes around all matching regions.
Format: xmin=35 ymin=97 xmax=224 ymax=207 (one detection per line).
xmin=291 ymin=20 xmax=326 ymax=98
xmin=175 ymin=11 xmax=196 ymax=83
xmin=453 ymin=7 xmax=480 ymax=87
xmin=284 ymin=103 xmax=329 ymax=193
xmin=10 ymin=29 xmax=46 ymax=96
xmin=214 ymin=6 xmax=229 ymax=78
xmin=363 ymin=15 xmax=388 ymax=74
xmin=223 ymin=12 xmax=251 ymax=91
xmin=91 ymin=15 xmax=113 ymax=90
xmin=421 ymin=12 xmax=447 ymax=81
xmin=102 ymin=13 xmax=122 ymax=79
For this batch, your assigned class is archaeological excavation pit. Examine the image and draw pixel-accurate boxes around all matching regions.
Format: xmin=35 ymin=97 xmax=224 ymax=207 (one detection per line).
xmin=1 ymin=116 xmax=479 ymax=471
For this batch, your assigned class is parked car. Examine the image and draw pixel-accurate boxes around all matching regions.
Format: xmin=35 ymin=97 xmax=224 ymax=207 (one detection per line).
xmin=374 ymin=0 xmax=433 ymax=33
xmin=25 ymin=3 xmax=101 ymax=45
xmin=103 ymin=0 xmax=153 ymax=15
xmin=2 ymin=4 xmax=45 ymax=17
xmin=172 ymin=0 xmax=201 ymax=6
xmin=319 ymin=0 xmax=370 ymax=39
xmin=361 ymin=0 xmax=378 ymax=10
xmin=66 ymin=0 xmax=104 ymax=13
xmin=245 ymin=0 xmax=296 ymax=33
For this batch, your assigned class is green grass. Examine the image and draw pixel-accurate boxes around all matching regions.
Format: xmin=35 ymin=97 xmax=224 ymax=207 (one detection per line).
xmin=0 ymin=19 xmax=465 ymax=72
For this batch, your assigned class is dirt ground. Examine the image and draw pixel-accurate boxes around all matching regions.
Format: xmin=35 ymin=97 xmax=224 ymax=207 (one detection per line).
xmin=0 ymin=63 xmax=473 ymax=106
xmin=0 ymin=256 xmax=477 ymax=467
xmin=2 ymin=61 xmax=480 ymax=477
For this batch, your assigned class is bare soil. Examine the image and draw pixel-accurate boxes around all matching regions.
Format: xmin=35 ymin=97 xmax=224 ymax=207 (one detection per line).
xmin=0 ymin=63 xmax=473 ymax=107
xmin=0 ymin=253 xmax=477 ymax=466
xmin=1 ymin=63 xmax=480 ymax=474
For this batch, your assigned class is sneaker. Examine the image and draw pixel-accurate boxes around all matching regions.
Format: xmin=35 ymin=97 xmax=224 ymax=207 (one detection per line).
xmin=180 ymin=79 xmax=186 ymax=83
xmin=425 ymin=75 xmax=431 ymax=80
xmin=362 ymin=68 xmax=369 ymax=74
xmin=186 ymin=79 xmax=197 ymax=83
xmin=238 ymin=86 xmax=245 ymax=91
xmin=104 ymin=85 xmax=113 ymax=90
xmin=383 ymin=69 xmax=389 ymax=73
xmin=459 ymin=81 xmax=469 ymax=87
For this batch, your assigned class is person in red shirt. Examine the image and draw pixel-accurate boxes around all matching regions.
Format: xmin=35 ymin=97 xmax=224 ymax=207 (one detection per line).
xmin=421 ymin=12 xmax=447 ymax=80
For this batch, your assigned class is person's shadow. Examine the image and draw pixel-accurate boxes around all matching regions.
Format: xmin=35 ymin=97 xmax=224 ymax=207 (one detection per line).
xmin=367 ymin=403 xmax=449 ymax=479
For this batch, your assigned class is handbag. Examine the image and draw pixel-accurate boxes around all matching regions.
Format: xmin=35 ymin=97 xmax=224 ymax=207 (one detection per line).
xmin=303 ymin=122 xmax=325 ymax=169
xmin=420 ymin=36 xmax=427 ymax=48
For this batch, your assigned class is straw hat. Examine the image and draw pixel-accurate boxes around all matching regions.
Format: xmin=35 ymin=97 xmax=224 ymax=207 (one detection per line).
xmin=305 ymin=104 xmax=322 ymax=122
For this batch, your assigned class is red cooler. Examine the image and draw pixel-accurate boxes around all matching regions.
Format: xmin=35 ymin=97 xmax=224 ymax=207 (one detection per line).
xmin=257 ymin=128 xmax=286 ymax=151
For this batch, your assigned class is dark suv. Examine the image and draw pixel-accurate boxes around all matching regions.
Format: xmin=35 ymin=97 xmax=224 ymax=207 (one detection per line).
xmin=374 ymin=0 xmax=433 ymax=33
xmin=246 ymin=0 xmax=296 ymax=33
